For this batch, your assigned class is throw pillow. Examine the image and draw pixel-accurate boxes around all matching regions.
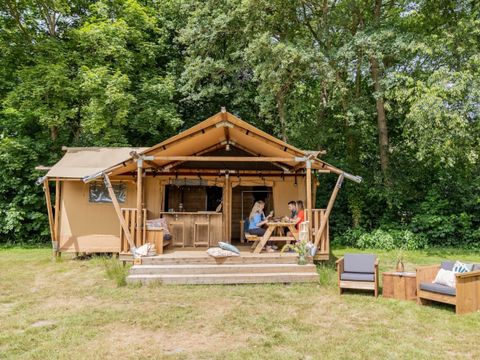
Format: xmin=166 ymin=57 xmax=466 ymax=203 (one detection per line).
xmin=433 ymin=268 xmax=456 ymax=288
xmin=218 ymin=241 xmax=241 ymax=255
xmin=453 ymin=261 xmax=473 ymax=274
xmin=146 ymin=218 xmax=170 ymax=236
xmin=206 ymin=247 xmax=240 ymax=258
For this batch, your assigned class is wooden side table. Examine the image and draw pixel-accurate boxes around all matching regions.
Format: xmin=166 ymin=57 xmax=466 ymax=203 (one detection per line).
xmin=382 ymin=271 xmax=417 ymax=301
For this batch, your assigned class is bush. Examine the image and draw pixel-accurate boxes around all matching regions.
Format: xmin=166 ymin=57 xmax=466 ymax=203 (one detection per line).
xmin=334 ymin=228 xmax=428 ymax=250
xmin=411 ymin=213 xmax=480 ymax=249
xmin=103 ymin=258 xmax=128 ymax=287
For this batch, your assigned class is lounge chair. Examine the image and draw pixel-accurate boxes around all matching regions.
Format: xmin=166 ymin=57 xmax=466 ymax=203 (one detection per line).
xmin=336 ymin=254 xmax=379 ymax=297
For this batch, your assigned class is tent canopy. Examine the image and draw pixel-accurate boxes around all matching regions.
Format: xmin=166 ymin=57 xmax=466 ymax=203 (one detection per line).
xmin=44 ymin=110 xmax=360 ymax=182
xmin=102 ymin=110 xmax=347 ymax=177
xmin=46 ymin=147 xmax=147 ymax=179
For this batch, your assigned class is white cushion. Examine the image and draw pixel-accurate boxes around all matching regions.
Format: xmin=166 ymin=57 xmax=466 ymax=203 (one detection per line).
xmin=433 ymin=268 xmax=456 ymax=288
xmin=206 ymin=247 xmax=240 ymax=258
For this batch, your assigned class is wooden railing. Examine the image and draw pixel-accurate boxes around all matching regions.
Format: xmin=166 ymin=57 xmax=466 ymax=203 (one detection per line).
xmin=119 ymin=208 xmax=147 ymax=252
xmin=311 ymin=209 xmax=329 ymax=254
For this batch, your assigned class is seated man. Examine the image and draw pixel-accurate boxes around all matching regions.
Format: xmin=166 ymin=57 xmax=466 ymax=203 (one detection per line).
xmin=285 ymin=200 xmax=305 ymax=237
xmin=287 ymin=200 xmax=297 ymax=220
xmin=281 ymin=200 xmax=297 ymax=235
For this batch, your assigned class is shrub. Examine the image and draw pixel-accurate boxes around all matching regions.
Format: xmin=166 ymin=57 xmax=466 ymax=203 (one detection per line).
xmin=357 ymin=229 xmax=395 ymax=250
xmin=103 ymin=258 xmax=128 ymax=287
xmin=334 ymin=228 xmax=428 ymax=250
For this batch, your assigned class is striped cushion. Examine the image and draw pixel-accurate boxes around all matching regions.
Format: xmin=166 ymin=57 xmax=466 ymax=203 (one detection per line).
xmin=453 ymin=261 xmax=473 ymax=273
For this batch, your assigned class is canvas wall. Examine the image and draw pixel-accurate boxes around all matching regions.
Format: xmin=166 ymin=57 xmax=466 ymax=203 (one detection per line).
xmin=58 ymin=180 xmax=137 ymax=252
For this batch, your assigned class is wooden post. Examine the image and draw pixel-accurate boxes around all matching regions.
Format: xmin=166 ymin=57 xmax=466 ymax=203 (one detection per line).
xmin=224 ymin=173 xmax=230 ymax=243
xmin=103 ymin=173 xmax=136 ymax=252
xmin=314 ymin=173 xmax=345 ymax=249
xmin=306 ymin=160 xmax=313 ymax=241
xmin=136 ymin=159 xmax=143 ymax=247
xmin=43 ymin=179 xmax=57 ymax=255
xmin=54 ymin=178 xmax=61 ymax=243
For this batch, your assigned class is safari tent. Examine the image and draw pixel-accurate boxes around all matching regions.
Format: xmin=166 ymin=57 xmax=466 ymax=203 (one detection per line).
xmin=38 ymin=108 xmax=361 ymax=262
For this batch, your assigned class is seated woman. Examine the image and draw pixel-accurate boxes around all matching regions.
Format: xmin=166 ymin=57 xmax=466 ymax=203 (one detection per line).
xmin=247 ymin=200 xmax=270 ymax=236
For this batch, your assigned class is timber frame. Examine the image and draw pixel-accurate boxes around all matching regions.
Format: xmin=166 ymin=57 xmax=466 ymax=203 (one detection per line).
xmin=38 ymin=108 xmax=361 ymax=259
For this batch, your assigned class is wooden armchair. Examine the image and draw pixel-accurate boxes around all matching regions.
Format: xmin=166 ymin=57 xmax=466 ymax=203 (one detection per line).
xmin=416 ymin=261 xmax=480 ymax=315
xmin=336 ymin=254 xmax=379 ymax=297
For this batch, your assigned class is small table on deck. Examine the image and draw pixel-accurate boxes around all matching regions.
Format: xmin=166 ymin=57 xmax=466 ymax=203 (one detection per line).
xmin=253 ymin=221 xmax=299 ymax=254
xmin=382 ymin=271 xmax=417 ymax=301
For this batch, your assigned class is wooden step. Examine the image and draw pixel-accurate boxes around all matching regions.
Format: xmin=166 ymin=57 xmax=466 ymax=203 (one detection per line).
xmin=129 ymin=263 xmax=317 ymax=275
xmin=126 ymin=272 xmax=319 ymax=285
xmin=139 ymin=254 xmax=301 ymax=266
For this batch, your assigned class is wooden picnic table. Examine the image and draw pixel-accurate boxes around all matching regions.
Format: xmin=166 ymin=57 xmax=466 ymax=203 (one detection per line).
xmin=252 ymin=221 xmax=299 ymax=254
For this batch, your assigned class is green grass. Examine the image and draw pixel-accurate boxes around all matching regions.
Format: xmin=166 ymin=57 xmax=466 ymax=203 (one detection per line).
xmin=1 ymin=248 xmax=479 ymax=359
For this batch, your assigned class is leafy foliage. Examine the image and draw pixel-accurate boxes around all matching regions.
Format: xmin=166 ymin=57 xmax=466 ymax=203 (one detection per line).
xmin=0 ymin=0 xmax=478 ymax=247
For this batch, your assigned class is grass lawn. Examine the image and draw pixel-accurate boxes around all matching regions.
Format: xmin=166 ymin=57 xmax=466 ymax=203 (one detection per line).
xmin=1 ymin=247 xmax=480 ymax=359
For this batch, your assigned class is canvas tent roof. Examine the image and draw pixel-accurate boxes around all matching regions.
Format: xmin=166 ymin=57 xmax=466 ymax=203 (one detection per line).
xmin=44 ymin=110 xmax=361 ymax=183
xmin=102 ymin=110 xmax=350 ymax=177
xmin=46 ymin=147 xmax=148 ymax=179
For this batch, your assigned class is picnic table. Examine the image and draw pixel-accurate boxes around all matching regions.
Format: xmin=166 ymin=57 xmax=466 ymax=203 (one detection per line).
xmin=252 ymin=221 xmax=299 ymax=254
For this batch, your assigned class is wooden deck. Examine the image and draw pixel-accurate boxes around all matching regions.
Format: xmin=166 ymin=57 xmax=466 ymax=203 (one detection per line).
xmin=123 ymin=246 xmax=320 ymax=285
xmin=120 ymin=246 xmax=328 ymax=263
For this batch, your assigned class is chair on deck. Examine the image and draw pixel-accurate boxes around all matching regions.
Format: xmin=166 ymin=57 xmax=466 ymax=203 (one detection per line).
xmin=336 ymin=254 xmax=379 ymax=297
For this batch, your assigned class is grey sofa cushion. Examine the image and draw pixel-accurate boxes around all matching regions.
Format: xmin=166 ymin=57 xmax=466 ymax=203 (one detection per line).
xmin=442 ymin=261 xmax=480 ymax=272
xmin=420 ymin=282 xmax=456 ymax=296
xmin=340 ymin=272 xmax=374 ymax=282
xmin=344 ymin=254 xmax=376 ymax=273
xmin=441 ymin=261 xmax=455 ymax=271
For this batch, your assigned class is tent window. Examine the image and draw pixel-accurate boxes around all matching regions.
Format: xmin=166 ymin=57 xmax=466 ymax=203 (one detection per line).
xmin=89 ymin=183 xmax=126 ymax=203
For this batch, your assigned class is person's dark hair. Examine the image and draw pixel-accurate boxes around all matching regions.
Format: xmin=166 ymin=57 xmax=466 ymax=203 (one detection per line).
xmin=296 ymin=200 xmax=304 ymax=210
xmin=288 ymin=200 xmax=296 ymax=206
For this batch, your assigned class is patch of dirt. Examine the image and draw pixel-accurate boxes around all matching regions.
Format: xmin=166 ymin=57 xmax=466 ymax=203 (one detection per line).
xmin=30 ymin=320 xmax=57 ymax=328
xmin=90 ymin=324 xmax=249 ymax=357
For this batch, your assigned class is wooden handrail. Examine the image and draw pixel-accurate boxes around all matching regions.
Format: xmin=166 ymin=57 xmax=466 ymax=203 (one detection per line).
xmin=311 ymin=209 xmax=329 ymax=254
xmin=119 ymin=208 xmax=147 ymax=252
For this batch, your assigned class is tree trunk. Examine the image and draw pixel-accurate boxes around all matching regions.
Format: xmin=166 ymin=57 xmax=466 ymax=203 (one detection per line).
xmin=370 ymin=56 xmax=390 ymax=180
xmin=371 ymin=0 xmax=391 ymax=185
xmin=50 ymin=126 xmax=58 ymax=142
xmin=277 ymin=95 xmax=287 ymax=142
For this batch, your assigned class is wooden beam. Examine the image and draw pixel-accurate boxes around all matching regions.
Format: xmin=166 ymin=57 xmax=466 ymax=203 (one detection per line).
xmin=54 ymin=178 xmax=61 ymax=243
xmin=161 ymin=143 xmax=226 ymax=170
xmin=152 ymin=156 xmax=299 ymax=163
xmin=103 ymin=173 xmax=136 ymax=251
xmin=43 ymin=179 xmax=57 ymax=254
xmin=223 ymin=173 xmax=231 ymax=242
xmin=314 ymin=173 xmax=345 ymax=248
xmin=136 ymin=159 xmax=143 ymax=247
